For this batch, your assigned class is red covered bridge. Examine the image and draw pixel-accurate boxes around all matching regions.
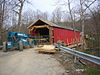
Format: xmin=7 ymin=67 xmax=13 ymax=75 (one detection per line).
xmin=27 ymin=19 xmax=80 ymax=45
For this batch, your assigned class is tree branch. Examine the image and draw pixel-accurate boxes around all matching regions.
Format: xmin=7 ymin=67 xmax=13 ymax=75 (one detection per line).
xmin=84 ymin=0 xmax=97 ymax=13
xmin=13 ymin=10 xmax=19 ymax=14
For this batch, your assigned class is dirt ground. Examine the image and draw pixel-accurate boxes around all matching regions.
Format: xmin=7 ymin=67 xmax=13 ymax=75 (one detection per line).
xmin=0 ymin=48 xmax=67 ymax=75
xmin=53 ymin=51 xmax=88 ymax=75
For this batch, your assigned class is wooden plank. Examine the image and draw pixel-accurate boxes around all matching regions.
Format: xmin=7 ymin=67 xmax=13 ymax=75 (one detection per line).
xmin=33 ymin=38 xmax=47 ymax=40
xmin=34 ymin=25 xmax=47 ymax=28
xmin=35 ymin=49 xmax=57 ymax=53
xmin=67 ymin=43 xmax=82 ymax=48
xmin=35 ymin=45 xmax=57 ymax=53
xmin=49 ymin=27 xmax=53 ymax=44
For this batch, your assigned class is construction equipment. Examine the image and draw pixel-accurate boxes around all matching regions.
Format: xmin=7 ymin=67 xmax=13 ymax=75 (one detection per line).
xmin=3 ymin=32 xmax=35 ymax=52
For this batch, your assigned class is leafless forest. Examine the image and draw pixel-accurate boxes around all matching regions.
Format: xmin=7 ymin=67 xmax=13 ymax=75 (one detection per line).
xmin=0 ymin=0 xmax=100 ymax=56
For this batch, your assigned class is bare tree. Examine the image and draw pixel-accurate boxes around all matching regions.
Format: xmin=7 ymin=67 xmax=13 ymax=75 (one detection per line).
xmin=12 ymin=0 xmax=26 ymax=32
xmin=33 ymin=10 xmax=49 ymax=20
xmin=67 ymin=0 xmax=80 ymax=51
xmin=79 ymin=0 xmax=97 ymax=49
xmin=51 ymin=7 xmax=62 ymax=23
xmin=42 ymin=12 xmax=49 ymax=20
xmin=0 ymin=0 xmax=6 ymax=43
xmin=79 ymin=0 xmax=85 ymax=49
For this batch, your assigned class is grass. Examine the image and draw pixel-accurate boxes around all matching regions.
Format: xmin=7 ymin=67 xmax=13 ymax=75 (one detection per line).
xmin=85 ymin=67 xmax=100 ymax=75
xmin=78 ymin=48 xmax=100 ymax=57
xmin=75 ymin=60 xmax=100 ymax=75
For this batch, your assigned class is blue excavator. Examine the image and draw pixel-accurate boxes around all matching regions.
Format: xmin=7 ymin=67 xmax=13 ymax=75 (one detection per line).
xmin=3 ymin=32 xmax=35 ymax=52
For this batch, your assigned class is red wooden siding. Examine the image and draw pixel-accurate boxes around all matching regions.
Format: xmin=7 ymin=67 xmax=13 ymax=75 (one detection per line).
xmin=53 ymin=27 xmax=80 ymax=45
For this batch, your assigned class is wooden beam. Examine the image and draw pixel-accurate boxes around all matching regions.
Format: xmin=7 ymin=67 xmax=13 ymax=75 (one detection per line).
xmin=49 ymin=27 xmax=53 ymax=44
xmin=33 ymin=25 xmax=48 ymax=28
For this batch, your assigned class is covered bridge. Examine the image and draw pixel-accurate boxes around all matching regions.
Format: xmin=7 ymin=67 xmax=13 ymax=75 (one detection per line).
xmin=27 ymin=19 xmax=80 ymax=45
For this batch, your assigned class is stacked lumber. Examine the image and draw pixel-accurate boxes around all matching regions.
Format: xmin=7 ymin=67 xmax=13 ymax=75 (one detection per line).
xmin=35 ymin=45 xmax=57 ymax=53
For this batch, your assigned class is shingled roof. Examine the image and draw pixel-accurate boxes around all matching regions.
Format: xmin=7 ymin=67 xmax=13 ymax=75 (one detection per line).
xmin=27 ymin=19 xmax=79 ymax=32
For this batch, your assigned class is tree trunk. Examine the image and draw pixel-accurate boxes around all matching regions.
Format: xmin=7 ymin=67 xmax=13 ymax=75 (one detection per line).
xmin=67 ymin=0 xmax=79 ymax=49
xmin=0 ymin=0 xmax=5 ymax=44
xmin=18 ymin=2 xmax=23 ymax=32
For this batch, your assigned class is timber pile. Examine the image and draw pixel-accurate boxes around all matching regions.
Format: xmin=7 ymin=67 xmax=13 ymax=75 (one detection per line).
xmin=35 ymin=45 xmax=57 ymax=53
xmin=67 ymin=43 xmax=81 ymax=48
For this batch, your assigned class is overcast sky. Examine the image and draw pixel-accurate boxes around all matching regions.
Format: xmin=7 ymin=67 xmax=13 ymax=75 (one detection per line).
xmin=24 ymin=0 xmax=57 ymax=13
xmin=23 ymin=0 xmax=99 ymax=14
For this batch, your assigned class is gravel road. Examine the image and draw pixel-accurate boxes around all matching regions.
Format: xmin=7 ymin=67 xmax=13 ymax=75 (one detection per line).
xmin=0 ymin=48 xmax=67 ymax=75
